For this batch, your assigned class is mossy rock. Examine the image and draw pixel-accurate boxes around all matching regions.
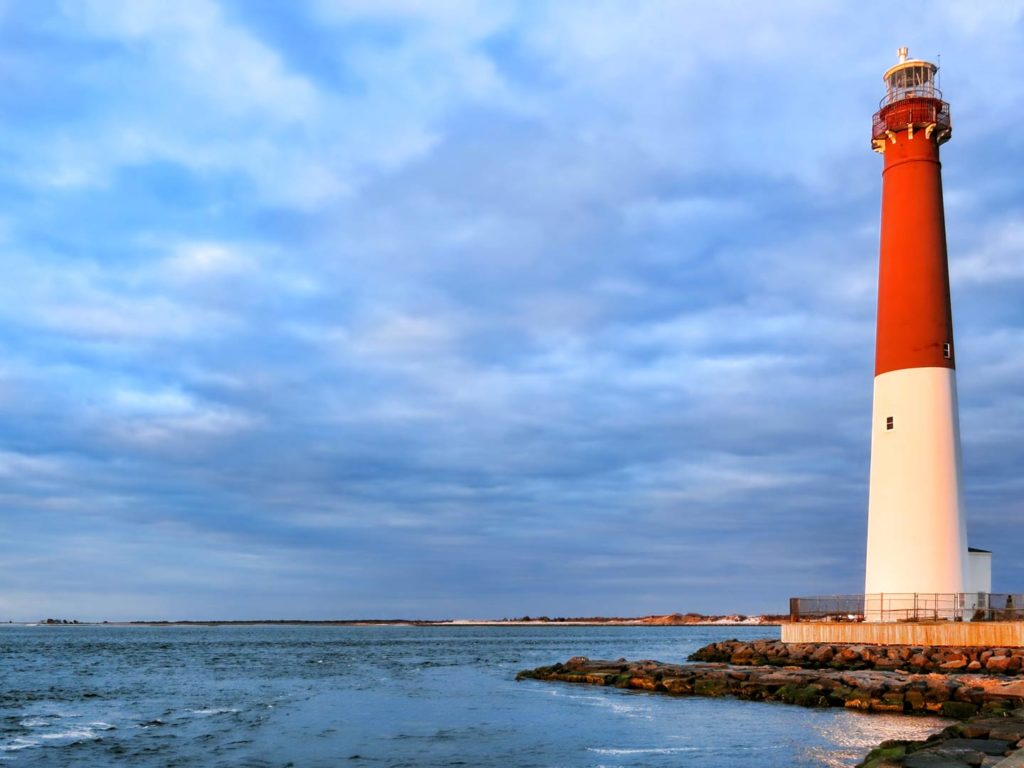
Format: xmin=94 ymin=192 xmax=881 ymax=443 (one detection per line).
xmin=738 ymin=682 xmax=770 ymax=701
xmin=844 ymin=689 xmax=873 ymax=710
xmin=516 ymin=665 xmax=556 ymax=680
xmin=694 ymin=678 xmax=730 ymax=697
xmin=775 ymin=684 xmax=800 ymax=703
xmin=857 ymin=744 xmax=906 ymax=768
xmin=777 ymin=684 xmax=828 ymax=707
xmin=871 ymin=693 xmax=905 ymax=713
xmin=981 ymin=699 xmax=1014 ymax=715
xmin=828 ymin=685 xmax=854 ymax=707
xmin=903 ymin=689 xmax=926 ymax=711
xmin=660 ymin=677 xmax=692 ymax=695
xmin=613 ymin=673 xmax=632 ymax=688
xmin=940 ymin=700 xmax=977 ymax=719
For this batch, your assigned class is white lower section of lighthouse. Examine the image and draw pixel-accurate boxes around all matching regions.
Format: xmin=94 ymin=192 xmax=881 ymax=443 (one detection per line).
xmin=864 ymin=367 xmax=968 ymax=615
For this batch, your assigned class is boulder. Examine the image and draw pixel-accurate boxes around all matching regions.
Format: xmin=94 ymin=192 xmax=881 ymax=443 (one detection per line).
xmin=987 ymin=727 xmax=1024 ymax=743
xmin=986 ymin=656 xmax=1011 ymax=674
xmin=839 ymin=646 xmax=865 ymax=663
xmin=872 ymin=692 xmax=906 ymax=713
xmin=940 ymin=701 xmax=978 ymax=719
xmin=811 ymin=645 xmax=835 ymax=664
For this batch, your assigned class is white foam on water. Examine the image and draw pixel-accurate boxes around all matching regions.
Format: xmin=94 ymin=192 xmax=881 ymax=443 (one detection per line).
xmin=39 ymin=727 xmax=98 ymax=742
xmin=605 ymin=700 xmax=652 ymax=716
xmin=588 ymin=744 xmax=785 ymax=756
xmin=546 ymin=688 xmax=655 ymax=719
xmin=89 ymin=722 xmax=116 ymax=731
xmin=18 ymin=718 xmax=50 ymax=728
xmin=0 ymin=739 xmax=40 ymax=752
xmin=588 ymin=746 xmax=702 ymax=755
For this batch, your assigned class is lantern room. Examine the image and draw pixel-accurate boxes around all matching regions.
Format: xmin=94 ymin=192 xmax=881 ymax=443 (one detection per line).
xmin=882 ymin=47 xmax=940 ymax=104
xmin=871 ymin=47 xmax=951 ymax=152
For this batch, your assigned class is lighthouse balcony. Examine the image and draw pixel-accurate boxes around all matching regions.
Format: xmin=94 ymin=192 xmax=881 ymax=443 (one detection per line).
xmin=788 ymin=592 xmax=1023 ymax=624
xmin=872 ymin=97 xmax=951 ymax=144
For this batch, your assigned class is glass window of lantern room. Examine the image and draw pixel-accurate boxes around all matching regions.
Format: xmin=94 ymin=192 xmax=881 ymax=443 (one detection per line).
xmin=891 ymin=69 xmax=909 ymax=98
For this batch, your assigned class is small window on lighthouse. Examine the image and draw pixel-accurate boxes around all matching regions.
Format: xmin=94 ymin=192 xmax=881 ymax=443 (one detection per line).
xmin=943 ymin=342 xmax=952 ymax=359
xmin=886 ymin=416 xmax=894 ymax=431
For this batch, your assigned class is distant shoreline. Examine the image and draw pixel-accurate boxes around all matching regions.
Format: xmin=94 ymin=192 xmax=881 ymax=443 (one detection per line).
xmin=12 ymin=613 xmax=785 ymax=628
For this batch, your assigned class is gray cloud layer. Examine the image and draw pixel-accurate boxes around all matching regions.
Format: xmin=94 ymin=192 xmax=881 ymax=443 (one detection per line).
xmin=1 ymin=1 xmax=1022 ymax=620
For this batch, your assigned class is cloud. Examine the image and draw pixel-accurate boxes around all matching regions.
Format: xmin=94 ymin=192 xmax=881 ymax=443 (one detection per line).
xmin=0 ymin=2 xmax=1022 ymax=620
xmin=104 ymin=386 xmax=258 ymax=445
xmin=953 ymin=218 xmax=1024 ymax=284
xmin=163 ymin=242 xmax=254 ymax=280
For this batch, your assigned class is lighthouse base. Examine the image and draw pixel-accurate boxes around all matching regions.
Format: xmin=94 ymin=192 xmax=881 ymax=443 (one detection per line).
xmin=865 ymin=366 xmax=968 ymax=607
xmin=781 ymin=621 xmax=1024 ymax=647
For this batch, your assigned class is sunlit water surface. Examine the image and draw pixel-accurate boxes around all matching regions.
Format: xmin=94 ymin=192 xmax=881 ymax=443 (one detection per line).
xmin=0 ymin=624 xmax=949 ymax=767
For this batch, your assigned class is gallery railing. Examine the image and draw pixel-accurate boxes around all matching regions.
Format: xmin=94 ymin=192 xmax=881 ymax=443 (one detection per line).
xmin=967 ymin=593 xmax=1024 ymax=622
xmin=789 ymin=593 xmax=1024 ymax=623
xmin=871 ymin=97 xmax=951 ymax=140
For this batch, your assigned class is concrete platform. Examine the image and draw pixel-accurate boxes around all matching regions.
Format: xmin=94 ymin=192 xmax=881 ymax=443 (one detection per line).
xmin=781 ymin=621 xmax=1024 ymax=647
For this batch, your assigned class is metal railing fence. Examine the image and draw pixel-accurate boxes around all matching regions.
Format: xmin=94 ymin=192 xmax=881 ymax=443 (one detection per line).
xmin=789 ymin=593 xmax=1024 ymax=623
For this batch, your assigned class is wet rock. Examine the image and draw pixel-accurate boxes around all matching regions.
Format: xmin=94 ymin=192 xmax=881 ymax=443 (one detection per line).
xmin=811 ymin=645 xmax=835 ymax=663
xmin=689 ymin=640 xmax=1024 ymax=676
xmin=518 ymin=655 xmax=1024 ymax=767
xmin=858 ymin=721 xmax=1021 ymax=767
xmin=959 ymin=724 xmax=991 ymax=739
xmin=660 ymin=677 xmax=692 ymax=695
xmin=694 ymin=677 xmax=729 ymax=696
xmin=518 ymin=655 xmax=1024 ymax=718
xmin=905 ymin=688 xmax=927 ymax=711
xmin=939 ymin=738 xmax=1012 ymax=755
xmin=986 ymin=656 xmax=1011 ymax=673
xmin=941 ymin=701 xmax=978 ymax=719
xmin=911 ymin=657 xmax=934 ymax=673
xmin=987 ymin=727 xmax=1024 ymax=742
xmin=864 ymin=692 xmax=902 ymax=713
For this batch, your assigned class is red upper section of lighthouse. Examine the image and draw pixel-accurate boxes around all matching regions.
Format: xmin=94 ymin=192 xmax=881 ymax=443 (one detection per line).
xmin=872 ymin=49 xmax=956 ymax=377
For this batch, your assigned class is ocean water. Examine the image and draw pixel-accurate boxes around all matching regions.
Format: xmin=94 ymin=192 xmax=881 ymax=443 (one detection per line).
xmin=0 ymin=624 xmax=949 ymax=767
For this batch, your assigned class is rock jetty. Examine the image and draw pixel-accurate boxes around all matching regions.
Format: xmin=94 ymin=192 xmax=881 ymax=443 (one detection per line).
xmin=516 ymin=656 xmax=1024 ymax=718
xmin=856 ymin=709 xmax=1024 ymax=767
xmin=690 ymin=639 xmax=1024 ymax=674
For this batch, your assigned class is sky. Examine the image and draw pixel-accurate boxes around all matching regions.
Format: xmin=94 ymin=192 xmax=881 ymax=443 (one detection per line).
xmin=1 ymin=1 xmax=1023 ymax=621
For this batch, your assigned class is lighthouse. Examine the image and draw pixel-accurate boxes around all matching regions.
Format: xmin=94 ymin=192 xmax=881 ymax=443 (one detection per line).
xmin=863 ymin=48 xmax=969 ymax=612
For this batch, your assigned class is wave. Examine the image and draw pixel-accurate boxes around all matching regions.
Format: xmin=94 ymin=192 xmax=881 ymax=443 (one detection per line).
xmin=40 ymin=727 xmax=101 ymax=742
xmin=0 ymin=739 xmax=39 ymax=752
xmin=18 ymin=718 xmax=51 ymax=728
xmin=588 ymin=747 xmax=703 ymax=755
xmin=589 ymin=743 xmax=786 ymax=756
xmin=189 ymin=708 xmax=240 ymax=715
